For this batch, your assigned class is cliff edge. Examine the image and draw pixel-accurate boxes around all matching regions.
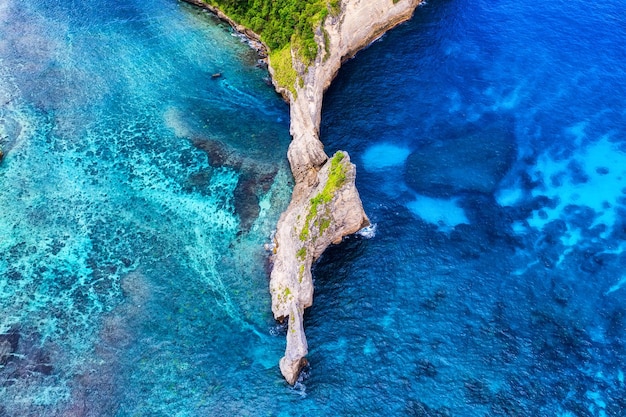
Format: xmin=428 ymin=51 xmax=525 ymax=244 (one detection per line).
xmin=268 ymin=0 xmax=421 ymax=384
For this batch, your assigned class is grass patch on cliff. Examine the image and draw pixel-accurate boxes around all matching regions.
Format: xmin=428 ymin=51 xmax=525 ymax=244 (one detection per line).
xmin=317 ymin=215 xmax=331 ymax=235
xmin=270 ymin=47 xmax=298 ymax=96
xmin=299 ymin=152 xmax=347 ymax=241
xmin=329 ymin=0 xmax=341 ymax=16
xmin=298 ymin=264 xmax=305 ymax=283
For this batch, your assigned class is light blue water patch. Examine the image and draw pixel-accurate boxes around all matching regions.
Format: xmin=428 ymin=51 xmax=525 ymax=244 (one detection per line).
xmin=406 ymin=194 xmax=469 ymax=231
xmin=361 ymin=142 xmax=411 ymax=171
xmin=511 ymin=220 xmax=528 ymax=235
xmin=586 ymin=391 xmax=608 ymax=416
xmin=363 ymin=337 xmax=376 ymax=356
xmin=527 ymin=134 xmax=626 ymax=237
xmin=495 ymin=179 xmax=525 ymax=207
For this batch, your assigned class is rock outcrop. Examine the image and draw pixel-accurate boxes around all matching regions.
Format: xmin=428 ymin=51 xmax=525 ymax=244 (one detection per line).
xmin=268 ymin=0 xmax=422 ymax=384
xmin=269 ymin=150 xmax=368 ymax=383
xmin=181 ymin=0 xmax=422 ymax=384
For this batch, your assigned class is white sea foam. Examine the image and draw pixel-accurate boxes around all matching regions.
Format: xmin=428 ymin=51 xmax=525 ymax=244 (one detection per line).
xmin=357 ymin=223 xmax=377 ymax=239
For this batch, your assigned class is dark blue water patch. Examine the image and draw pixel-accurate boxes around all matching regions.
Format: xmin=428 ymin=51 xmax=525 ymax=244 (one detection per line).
xmin=403 ymin=112 xmax=517 ymax=197
xmin=317 ymin=0 xmax=626 ymax=414
xmin=310 ymin=216 xmax=626 ymax=415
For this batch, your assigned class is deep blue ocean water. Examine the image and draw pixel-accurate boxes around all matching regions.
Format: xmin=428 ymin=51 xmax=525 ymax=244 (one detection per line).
xmin=1 ymin=0 xmax=625 ymax=415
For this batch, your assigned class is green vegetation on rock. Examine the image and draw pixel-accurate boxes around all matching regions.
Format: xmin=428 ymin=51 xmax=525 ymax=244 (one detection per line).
xmin=269 ymin=47 xmax=299 ymax=96
xmin=207 ymin=0 xmax=339 ymax=90
xmin=299 ymin=152 xmax=347 ymax=241
xmin=318 ymin=216 xmax=331 ymax=234
xmin=298 ymin=264 xmax=305 ymax=283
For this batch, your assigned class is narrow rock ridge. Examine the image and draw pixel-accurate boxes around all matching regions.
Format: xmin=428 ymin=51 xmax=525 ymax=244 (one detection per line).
xmin=269 ymin=0 xmax=422 ymax=385
xmin=180 ymin=0 xmax=422 ymax=384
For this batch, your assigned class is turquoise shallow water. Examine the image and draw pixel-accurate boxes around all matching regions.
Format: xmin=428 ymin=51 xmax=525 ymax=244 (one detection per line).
xmin=1 ymin=1 xmax=296 ymax=415
xmin=2 ymin=0 xmax=626 ymax=415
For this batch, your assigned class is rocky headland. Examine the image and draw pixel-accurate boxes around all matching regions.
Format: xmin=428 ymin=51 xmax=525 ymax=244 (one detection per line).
xmin=181 ymin=0 xmax=422 ymax=384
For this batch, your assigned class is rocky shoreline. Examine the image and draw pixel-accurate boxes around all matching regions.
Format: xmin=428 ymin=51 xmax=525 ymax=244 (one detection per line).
xmin=180 ymin=0 xmax=268 ymax=59
xmin=179 ymin=0 xmax=422 ymax=384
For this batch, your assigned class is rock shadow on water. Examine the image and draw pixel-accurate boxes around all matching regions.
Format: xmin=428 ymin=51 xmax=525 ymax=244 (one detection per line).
xmin=0 ymin=326 xmax=55 ymax=402
xmin=0 ymin=111 xmax=24 ymax=161
xmin=404 ymin=112 xmax=517 ymax=197
xmin=188 ymin=135 xmax=279 ymax=232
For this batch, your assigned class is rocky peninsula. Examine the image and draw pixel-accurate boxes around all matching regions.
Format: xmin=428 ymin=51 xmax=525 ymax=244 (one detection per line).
xmin=182 ymin=0 xmax=422 ymax=384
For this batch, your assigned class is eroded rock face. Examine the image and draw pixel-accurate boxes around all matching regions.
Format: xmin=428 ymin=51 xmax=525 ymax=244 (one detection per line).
xmin=268 ymin=0 xmax=422 ymax=384
xmin=270 ymin=151 xmax=368 ymax=384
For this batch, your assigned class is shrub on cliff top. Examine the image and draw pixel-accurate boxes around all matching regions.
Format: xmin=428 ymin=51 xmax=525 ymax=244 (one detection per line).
xmin=208 ymin=0 xmax=336 ymax=71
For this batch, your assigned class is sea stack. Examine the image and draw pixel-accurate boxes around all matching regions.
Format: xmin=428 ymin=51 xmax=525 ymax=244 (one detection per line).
xmin=267 ymin=0 xmax=422 ymax=384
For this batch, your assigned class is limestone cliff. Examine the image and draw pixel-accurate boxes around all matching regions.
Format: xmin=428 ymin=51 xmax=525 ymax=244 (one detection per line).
xmin=269 ymin=150 xmax=368 ymax=384
xmin=268 ymin=0 xmax=422 ymax=384
xmin=181 ymin=0 xmax=422 ymax=385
